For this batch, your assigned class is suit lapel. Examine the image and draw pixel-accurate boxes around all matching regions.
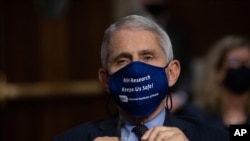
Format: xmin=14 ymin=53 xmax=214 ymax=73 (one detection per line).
xmin=163 ymin=109 xmax=188 ymax=133
xmin=96 ymin=118 xmax=120 ymax=137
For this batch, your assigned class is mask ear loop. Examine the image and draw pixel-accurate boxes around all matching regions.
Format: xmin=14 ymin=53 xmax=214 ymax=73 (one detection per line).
xmin=104 ymin=69 xmax=118 ymax=118
xmin=164 ymin=60 xmax=173 ymax=111
xmin=166 ymin=90 xmax=173 ymax=111
xmin=105 ymin=94 xmax=112 ymax=117
xmin=106 ymin=94 xmax=120 ymax=118
xmin=164 ymin=60 xmax=171 ymax=68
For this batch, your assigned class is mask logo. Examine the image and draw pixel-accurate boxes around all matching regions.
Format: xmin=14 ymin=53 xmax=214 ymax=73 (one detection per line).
xmin=119 ymin=95 xmax=128 ymax=102
xmin=108 ymin=61 xmax=169 ymax=118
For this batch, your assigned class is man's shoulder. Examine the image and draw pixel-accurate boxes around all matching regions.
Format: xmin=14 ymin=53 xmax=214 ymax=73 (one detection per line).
xmin=52 ymin=118 xmax=117 ymax=141
xmin=166 ymin=113 xmax=229 ymax=141
xmin=177 ymin=115 xmax=229 ymax=141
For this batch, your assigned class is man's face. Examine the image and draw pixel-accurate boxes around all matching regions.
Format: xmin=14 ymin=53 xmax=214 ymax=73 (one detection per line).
xmin=107 ymin=29 xmax=167 ymax=75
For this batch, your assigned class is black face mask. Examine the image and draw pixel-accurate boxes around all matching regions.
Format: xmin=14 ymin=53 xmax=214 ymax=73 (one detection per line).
xmin=223 ymin=66 xmax=250 ymax=94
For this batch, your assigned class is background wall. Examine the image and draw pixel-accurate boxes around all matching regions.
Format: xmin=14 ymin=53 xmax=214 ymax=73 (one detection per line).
xmin=1 ymin=0 xmax=250 ymax=141
xmin=1 ymin=0 xmax=111 ymax=141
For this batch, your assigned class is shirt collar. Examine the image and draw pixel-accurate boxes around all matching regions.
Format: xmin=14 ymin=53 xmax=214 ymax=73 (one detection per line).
xmin=120 ymin=108 xmax=166 ymax=140
xmin=123 ymin=108 xmax=166 ymax=131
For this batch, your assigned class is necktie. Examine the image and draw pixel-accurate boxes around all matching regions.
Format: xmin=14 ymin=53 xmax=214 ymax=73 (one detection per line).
xmin=132 ymin=124 xmax=148 ymax=140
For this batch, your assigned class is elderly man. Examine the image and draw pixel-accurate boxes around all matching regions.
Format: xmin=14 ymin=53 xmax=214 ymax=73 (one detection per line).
xmin=53 ymin=15 xmax=229 ymax=141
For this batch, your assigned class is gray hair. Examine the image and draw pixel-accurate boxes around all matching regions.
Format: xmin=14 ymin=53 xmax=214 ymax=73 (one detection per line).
xmin=100 ymin=15 xmax=173 ymax=69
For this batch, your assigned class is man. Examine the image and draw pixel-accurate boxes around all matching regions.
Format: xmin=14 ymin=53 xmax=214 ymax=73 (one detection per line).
xmin=52 ymin=15 xmax=228 ymax=141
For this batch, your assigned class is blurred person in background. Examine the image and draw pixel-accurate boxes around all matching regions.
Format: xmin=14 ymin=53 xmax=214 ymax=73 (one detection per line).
xmin=195 ymin=35 xmax=250 ymax=131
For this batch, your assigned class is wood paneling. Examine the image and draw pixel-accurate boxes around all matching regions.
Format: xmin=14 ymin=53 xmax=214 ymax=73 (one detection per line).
xmin=38 ymin=15 xmax=69 ymax=81
xmin=1 ymin=94 xmax=110 ymax=141
xmin=166 ymin=0 xmax=250 ymax=57
xmin=68 ymin=0 xmax=111 ymax=80
xmin=3 ymin=0 xmax=40 ymax=82
xmin=1 ymin=0 xmax=112 ymax=141
xmin=3 ymin=0 xmax=111 ymax=82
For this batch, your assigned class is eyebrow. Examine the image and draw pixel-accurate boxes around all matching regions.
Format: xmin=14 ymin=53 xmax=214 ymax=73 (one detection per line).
xmin=111 ymin=52 xmax=132 ymax=63
xmin=109 ymin=49 xmax=157 ymax=64
xmin=138 ymin=49 xmax=156 ymax=56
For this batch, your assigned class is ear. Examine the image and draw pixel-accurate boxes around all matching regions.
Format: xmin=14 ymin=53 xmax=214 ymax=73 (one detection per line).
xmin=166 ymin=60 xmax=181 ymax=87
xmin=98 ymin=68 xmax=110 ymax=93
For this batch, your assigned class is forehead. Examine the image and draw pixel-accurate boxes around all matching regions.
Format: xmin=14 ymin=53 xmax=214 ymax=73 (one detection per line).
xmin=108 ymin=29 xmax=162 ymax=53
xmin=226 ymin=46 xmax=250 ymax=60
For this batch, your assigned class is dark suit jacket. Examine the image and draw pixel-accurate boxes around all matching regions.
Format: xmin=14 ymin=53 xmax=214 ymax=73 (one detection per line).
xmin=52 ymin=110 xmax=229 ymax=141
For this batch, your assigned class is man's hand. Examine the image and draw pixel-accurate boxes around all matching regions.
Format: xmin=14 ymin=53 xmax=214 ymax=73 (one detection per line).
xmin=141 ymin=126 xmax=189 ymax=141
xmin=93 ymin=137 xmax=120 ymax=141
